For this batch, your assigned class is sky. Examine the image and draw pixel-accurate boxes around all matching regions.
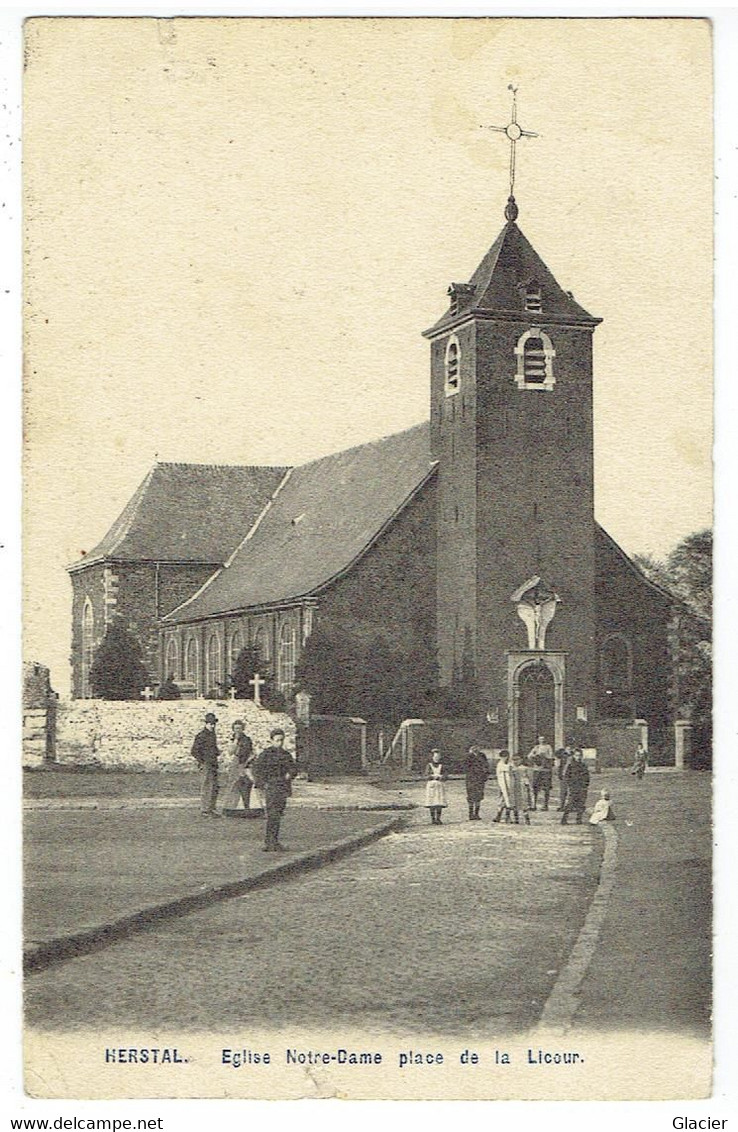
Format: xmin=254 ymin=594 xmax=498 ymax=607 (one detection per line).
xmin=22 ymin=17 xmax=713 ymax=695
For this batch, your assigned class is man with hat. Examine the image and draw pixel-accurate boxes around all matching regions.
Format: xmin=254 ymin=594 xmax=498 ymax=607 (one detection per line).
xmin=251 ymin=728 xmax=296 ymax=851
xmin=191 ymin=711 xmax=221 ymax=817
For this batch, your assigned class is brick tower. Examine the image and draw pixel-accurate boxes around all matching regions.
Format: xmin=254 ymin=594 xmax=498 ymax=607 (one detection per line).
xmin=424 ymin=192 xmax=602 ymax=751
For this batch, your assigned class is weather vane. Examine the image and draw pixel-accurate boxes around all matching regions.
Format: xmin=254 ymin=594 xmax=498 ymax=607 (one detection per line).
xmin=482 ymin=84 xmax=538 ymax=221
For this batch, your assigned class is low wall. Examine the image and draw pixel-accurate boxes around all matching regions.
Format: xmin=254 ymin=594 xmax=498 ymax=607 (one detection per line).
xmin=400 ymin=719 xmax=488 ymax=774
xmin=595 ymin=720 xmax=652 ymax=768
xmin=47 ymin=699 xmax=295 ymax=771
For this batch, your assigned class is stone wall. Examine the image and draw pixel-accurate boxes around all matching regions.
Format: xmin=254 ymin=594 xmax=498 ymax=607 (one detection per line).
xmin=51 ymin=699 xmax=295 ymax=770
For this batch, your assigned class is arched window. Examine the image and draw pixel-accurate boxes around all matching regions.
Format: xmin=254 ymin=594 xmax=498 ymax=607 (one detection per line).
xmin=514 ymin=328 xmax=556 ymax=390
xmin=230 ymin=630 xmax=243 ymax=673
xmin=600 ymin=634 xmax=632 ymax=691
xmin=278 ymin=621 xmax=297 ymax=692
xmin=185 ymin=637 xmax=198 ymax=686
xmin=165 ymin=637 xmax=179 ymax=681
xmin=206 ymin=633 xmax=222 ymax=695
xmin=444 ymin=335 xmax=460 ymax=396
xmin=81 ymin=598 xmax=94 ymax=698
xmin=253 ymin=626 xmax=269 ymax=665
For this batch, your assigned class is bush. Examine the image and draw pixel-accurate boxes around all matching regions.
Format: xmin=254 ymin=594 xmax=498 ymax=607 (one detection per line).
xmin=230 ymin=646 xmax=285 ymax=708
xmin=89 ymin=620 xmax=149 ymax=700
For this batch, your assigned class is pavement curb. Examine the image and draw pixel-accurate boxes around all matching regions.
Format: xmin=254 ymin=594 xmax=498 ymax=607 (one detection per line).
xmin=533 ymin=821 xmax=619 ymax=1036
xmin=24 ymin=813 xmax=405 ymax=976
xmin=24 ymin=799 xmax=417 ymax=813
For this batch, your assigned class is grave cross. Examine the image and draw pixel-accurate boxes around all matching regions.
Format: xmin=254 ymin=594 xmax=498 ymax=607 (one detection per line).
xmin=141 ymin=686 xmax=155 ymax=701
xmin=228 ymin=687 xmax=238 ymax=702
xmin=249 ymin=672 xmax=265 ymax=707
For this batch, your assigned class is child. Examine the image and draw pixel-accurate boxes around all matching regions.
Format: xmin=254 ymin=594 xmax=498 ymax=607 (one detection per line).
xmin=492 ymin=749 xmax=512 ymax=823
xmin=589 ymin=789 xmax=615 ymax=824
xmin=509 ymin=753 xmax=533 ymax=825
xmin=425 ymin=749 xmax=448 ymax=825
xmin=631 ymin=744 xmax=648 ymax=780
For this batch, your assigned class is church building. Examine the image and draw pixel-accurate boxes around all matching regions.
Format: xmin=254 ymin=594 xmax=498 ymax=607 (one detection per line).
xmin=69 ymin=171 xmax=683 ymax=756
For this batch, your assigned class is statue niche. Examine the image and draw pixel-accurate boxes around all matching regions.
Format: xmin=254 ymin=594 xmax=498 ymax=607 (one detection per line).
xmin=510 ymin=576 xmax=560 ymax=651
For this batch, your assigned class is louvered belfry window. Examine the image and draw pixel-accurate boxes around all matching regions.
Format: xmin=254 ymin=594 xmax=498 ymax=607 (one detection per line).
xmin=525 ymin=283 xmax=542 ymax=312
xmin=445 ymin=336 xmax=460 ymax=395
xmin=523 ymin=336 xmax=547 ymax=383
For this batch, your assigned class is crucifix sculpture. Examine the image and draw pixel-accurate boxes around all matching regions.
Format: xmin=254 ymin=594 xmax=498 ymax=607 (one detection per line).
xmin=511 ymin=576 xmax=560 ymax=651
xmin=481 ymin=84 xmax=539 ymax=221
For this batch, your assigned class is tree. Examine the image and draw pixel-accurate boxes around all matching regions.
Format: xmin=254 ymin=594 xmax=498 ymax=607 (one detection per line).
xmin=295 ymin=626 xmax=360 ymax=716
xmin=634 ymin=529 xmax=712 ymax=765
xmin=89 ymin=620 xmax=149 ymax=700
xmin=230 ymin=645 xmax=285 ymax=710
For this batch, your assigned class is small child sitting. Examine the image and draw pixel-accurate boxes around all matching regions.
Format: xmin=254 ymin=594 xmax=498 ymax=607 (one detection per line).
xmin=589 ymin=789 xmax=615 ymax=825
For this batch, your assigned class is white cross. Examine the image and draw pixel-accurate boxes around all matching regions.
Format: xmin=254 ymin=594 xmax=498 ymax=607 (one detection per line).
xmin=249 ymin=672 xmax=265 ymax=707
xmin=141 ymin=686 xmax=154 ymax=701
xmin=228 ymin=687 xmax=238 ymax=701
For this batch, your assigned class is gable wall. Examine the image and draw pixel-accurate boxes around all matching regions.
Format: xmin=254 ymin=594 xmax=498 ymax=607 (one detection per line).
xmin=595 ymin=529 xmax=673 ymax=733
xmin=315 ymin=477 xmax=437 ymax=657
xmin=70 ymin=561 xmax=219 ymax=697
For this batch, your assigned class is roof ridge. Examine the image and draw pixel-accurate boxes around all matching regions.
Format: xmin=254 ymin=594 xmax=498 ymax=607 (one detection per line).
xmin=295 ymin=421 xmax=429 ymax=472
xmin=155 ymin=461 xmax=292 ymax=471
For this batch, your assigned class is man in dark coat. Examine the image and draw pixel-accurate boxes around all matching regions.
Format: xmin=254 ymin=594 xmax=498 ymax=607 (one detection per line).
xmin=560 ymin=748 xmax=590 ymax=825
xmin=251 ymin=728 xmax=296 ymax=851
xmin=555 ymin=746 xmax=572 ymax=810
xmin=465 ymin=746 xmax=490 ymax=821
xmin=191 ymin=711 xmax=221 ymax=817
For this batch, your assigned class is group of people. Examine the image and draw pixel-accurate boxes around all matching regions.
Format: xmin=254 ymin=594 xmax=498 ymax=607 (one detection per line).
xmin=191 ymin=713 xmax=296 ymax=852
xmin=425 ymin=735 xmax=617 ymax=827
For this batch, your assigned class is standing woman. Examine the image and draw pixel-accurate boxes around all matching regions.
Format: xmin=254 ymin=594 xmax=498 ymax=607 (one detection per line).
xmin=493 ymin=749 xmax=513 ymax=823
xmin=222 ymin=719 xmax=254 ymax=815
xmin=425 ymin=748 xmax=448 ymax=825
xmin=465 ymin=745 xmax=489 ymax=821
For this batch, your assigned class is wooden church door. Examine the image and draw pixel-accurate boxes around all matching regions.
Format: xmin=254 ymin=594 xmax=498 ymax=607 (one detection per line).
xmin=517 ymin=662 xmax=556 ymax=756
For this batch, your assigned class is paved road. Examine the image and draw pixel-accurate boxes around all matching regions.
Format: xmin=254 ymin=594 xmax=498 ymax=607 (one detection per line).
xmin=26 ymin=782 xmax=600 ymax=1035
xmin=24 ymin=806 xmax=389 ymax=944
xmin=574 ymin=770 xmax=711 ymax=1038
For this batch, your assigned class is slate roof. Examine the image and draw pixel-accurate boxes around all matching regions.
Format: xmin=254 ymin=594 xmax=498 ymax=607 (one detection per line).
xmin=164 ymin=423 xmax=436 ymax=623
xmin=69 ymin=463 xmax=288 ymax=571
xmin=425 ymin=220 xmax=599 ymax=337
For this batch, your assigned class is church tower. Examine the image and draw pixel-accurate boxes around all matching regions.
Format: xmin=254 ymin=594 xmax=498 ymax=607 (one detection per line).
xmin=423 ymin=94 xmax=602 ymax=750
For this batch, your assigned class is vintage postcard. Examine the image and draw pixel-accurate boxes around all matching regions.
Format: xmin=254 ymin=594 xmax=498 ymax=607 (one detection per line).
xmin=21 ymin=16 xmax=715 ymax=1104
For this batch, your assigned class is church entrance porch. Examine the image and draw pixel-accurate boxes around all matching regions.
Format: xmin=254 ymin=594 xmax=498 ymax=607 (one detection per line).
xmin=507 ymin=651 xmax=566 ymax=755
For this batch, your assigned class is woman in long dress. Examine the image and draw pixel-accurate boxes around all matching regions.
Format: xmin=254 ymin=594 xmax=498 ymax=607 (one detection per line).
xmin=509 ymin=753 xmax=532 ymax=825
xmin=424 ymin=748 xmax=448 ymax=825
xmin=465 ymin=745 xmax=489 ymax=821
xmin=221 ymin=719 xmax=254 ymax=815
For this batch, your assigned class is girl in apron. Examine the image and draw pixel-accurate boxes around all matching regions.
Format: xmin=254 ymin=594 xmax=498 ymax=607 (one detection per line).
xmin=425 ymin=749 xmax=448 ymax=825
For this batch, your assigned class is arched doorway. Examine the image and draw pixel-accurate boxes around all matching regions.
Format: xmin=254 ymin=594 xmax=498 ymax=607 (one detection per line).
xmin=517 ymin=661 xmax=556 ymax=755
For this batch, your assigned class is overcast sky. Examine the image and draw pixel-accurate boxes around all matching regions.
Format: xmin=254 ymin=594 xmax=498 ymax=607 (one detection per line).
xmin=23 ymin=17 xmax=712 ymax=695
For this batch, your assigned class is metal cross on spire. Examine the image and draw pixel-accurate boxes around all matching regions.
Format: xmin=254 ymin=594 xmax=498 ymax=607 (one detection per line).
xmin=482 ymin=84 xmax=539 ymax=221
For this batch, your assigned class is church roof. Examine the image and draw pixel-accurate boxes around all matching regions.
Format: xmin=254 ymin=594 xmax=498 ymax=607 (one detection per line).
xmin=68 ymin=463 xmax=288 ymax=571
xmin=163 ymin=423 xmax=436 ymax=623
xmin=424 ymin=220 xmax=600 ymax=336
